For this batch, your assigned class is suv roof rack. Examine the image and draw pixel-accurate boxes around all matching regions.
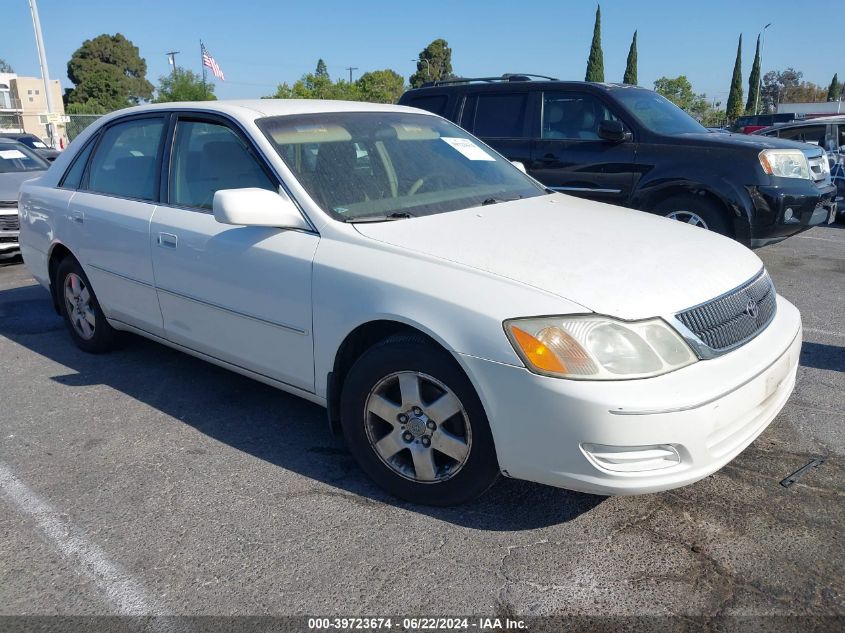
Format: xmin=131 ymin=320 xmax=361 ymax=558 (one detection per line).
xmin=420 ymin=73 xmax=559 ymax=88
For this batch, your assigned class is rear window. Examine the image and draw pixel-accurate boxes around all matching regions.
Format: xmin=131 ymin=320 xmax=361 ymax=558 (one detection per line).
xmin=405 ymin=95 xmax=448 ymax=116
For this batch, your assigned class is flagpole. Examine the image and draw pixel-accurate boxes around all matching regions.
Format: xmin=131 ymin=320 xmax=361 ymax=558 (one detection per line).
xmin=200 ymin=40 xmax=207 ymax=91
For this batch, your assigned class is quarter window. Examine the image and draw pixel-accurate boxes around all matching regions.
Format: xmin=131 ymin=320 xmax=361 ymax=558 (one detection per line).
xmin=472 ymin=93 xmax=528 ymax=138
xmin=169 ymin=120 xmax=275 ymax=210
xmin=60 ymin=137 xmax=97 ymax=189
xmin=406 ymin=95 xmax=448 ymax=116
xmin=85 ymin=118 xmax=165 ymax=201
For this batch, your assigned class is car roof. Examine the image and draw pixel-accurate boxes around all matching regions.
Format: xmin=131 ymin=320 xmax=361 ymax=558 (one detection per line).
xmin=754 ymin=116 xmax=845 ymax=134
xmin=405 ymin=79 xmax=641 ymax=93
xmin=95 ymin=99 xmax=429 ymax=125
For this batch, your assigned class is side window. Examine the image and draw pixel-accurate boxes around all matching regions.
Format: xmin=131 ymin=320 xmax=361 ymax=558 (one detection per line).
xmin=472 ymin=93 xmax=528 ymax=138
xmin=542 ymin=92 xmax=620 ymax=140
xmin=169 ymin=120 xmax=276 ymax=210
xmin=407 ymin=95 xmax=448 ymax=116
xmin=60 ymin=136 xmax=97 ymax=189
xmin=838 ymin=125 xmax=845 ymax=150
xmin=778 ymin=125 xmax=826 ymax=145
xmin=85 ymin=118 xmax=165 ymax=201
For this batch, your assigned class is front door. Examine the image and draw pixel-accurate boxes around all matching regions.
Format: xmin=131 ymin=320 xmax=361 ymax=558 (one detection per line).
xmin=149 ymin=115 xmax=318 ymax=391
xmin=529 ymin=91 xmax=636 ymax=206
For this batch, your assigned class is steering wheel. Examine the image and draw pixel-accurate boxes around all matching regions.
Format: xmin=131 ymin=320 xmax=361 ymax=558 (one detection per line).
xmin=408 ymin=172 xmax=449 ymax=196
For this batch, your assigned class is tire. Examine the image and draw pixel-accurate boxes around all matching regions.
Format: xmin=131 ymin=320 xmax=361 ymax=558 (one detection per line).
xmin=55 ymin=257 xmax=119 ymax=353
xmin=653 ymin=195 xmax=732 ymax=237
xmin=340 ymin=336 xmax=500 ymax=506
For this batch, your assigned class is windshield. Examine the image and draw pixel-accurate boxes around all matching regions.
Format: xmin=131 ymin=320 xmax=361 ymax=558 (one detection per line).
xmin=612 ymin=89 xmax=707 ymax=135
xmin=0 ymin=142 xmax=48 ymax=173
xmin=257 ymin=112 xmax=546 ymax=221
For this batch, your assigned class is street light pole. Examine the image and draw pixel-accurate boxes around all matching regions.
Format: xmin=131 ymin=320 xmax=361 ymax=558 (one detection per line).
xmin=27 ymin=0 xmax=57 ymax=147
xmin=755 ymin=23 xmax=771 ymax=115
xmin=412 ymin=58 xmax=431 ymax=79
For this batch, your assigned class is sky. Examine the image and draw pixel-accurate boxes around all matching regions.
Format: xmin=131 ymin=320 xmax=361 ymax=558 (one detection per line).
xmin=2 ymin=0 xmax=840 ymax=106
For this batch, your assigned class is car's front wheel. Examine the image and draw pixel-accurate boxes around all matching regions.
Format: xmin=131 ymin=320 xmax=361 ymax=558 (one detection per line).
xmin=654 ymin=195 xmax=732 ymax=237
xmin=340 ymin=336 xmax=500 ymax=505
xmin=56 ymin=257 xmax=119 ymax=353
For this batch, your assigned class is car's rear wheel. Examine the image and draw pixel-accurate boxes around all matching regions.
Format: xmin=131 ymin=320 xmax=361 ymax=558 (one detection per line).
xmin=654 ymin=195 xmax=732 ymax=237
xmin=56 ymin=257 xmax=119 ymax=353
xmin=340 ymin=336 xmax=500 ymax=506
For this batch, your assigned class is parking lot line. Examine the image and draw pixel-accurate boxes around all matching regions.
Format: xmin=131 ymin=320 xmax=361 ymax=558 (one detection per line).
xmin=0 ymin=463 xmax=159 ymax=617
xmin=796 ymin=235 xmax=845 ymax=245
xmin=804 ymin=327 xmax=845 ymax=339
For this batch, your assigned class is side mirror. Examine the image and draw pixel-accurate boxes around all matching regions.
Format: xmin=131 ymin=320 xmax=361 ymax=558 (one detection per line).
xmin=511 ymin=161 xmax=527 ymax=173
xmin=597 ymin=119 xmax=630 ymax=143
xmin=213 ymin=188 xmax=309 ymax=230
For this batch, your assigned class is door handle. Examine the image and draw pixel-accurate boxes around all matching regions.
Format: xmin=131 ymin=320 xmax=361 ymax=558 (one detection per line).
xmin=157 ymin=232 xmax=178 ymax=249
xmin=68 ymin=210 xmax=84 ymax=224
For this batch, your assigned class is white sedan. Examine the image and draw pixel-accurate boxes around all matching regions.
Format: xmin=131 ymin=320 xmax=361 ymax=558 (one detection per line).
xmin=18 ymin=100 xmax=802 ymax=505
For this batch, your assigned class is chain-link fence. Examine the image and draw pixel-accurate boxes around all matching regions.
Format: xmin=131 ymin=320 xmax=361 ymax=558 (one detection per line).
xmin=0 ymin=112 xmax=24 ymax=132
xmin=65 ymin=114 xmax=103 ymax=141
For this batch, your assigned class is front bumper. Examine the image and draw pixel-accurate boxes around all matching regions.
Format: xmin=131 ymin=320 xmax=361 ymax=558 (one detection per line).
xmin=460 ymin=295 xmax=802 ymax=495
xmin=748 ymin=180 xmax=837 ymax=247
xmin=0 ymin=210 xmax=21 ymax=259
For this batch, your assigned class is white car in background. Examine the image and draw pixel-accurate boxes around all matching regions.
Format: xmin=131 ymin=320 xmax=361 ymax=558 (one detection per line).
xmin=18 ymin=100 xmax=802 ymax=505
xmin=0 ymin=138 xmax=49 ymax=259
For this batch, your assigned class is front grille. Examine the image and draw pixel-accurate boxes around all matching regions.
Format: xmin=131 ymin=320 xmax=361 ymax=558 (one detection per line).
xmin=807 ymin=154 xmax=828 ymax=183
xmin=676 ymin=269 xmax=777 ymax=352
xmin=0 ymin=200 xmax=18 ymax=209
xmin=0 ymin=235 xmax=18 ymax=244
xmin=0 ymin=214 xmax=20 ymax=231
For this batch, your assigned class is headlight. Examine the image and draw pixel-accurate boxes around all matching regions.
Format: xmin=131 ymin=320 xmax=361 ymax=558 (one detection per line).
xmin=758 ymin=149 xmax=810 ymax=179
xmin=504 ymin=316 xmax=697 ymax=380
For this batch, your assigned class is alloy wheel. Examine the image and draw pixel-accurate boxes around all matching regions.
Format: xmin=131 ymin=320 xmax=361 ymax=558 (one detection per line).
xmin=666 ymin=210 xmax=709 ymax=229
xmin=363 ymin=371 xmax=472 ymax=483
xmin=63 ymin=272 xmax=96 ymax=340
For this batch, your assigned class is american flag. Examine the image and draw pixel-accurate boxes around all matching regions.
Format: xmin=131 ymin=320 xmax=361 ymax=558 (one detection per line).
xmin=201 ymin=43 xmax=225 ymax=81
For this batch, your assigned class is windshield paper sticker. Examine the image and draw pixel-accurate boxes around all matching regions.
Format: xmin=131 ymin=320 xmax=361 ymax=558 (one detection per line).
xmin=441 ymin=137 xmax=495 ymax=161
xmin=0 ymin=149 xmax=27 ymax=160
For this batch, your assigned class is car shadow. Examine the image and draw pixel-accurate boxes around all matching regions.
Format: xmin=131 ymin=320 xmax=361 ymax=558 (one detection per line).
xmin=0 ymin=281 xmax=603 ymax=530
xmin=800 ymin=341 xmax=845 ymax=373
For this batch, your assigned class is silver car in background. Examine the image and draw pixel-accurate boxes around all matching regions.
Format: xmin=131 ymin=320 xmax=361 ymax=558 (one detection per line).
xmin=0 ymin=138 xmax=48 ymax=259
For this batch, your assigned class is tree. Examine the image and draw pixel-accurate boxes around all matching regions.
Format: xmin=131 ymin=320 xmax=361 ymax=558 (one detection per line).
xmin=585 ymin=5 xmax=604 ymax=82
xmin=315 ymin=59 xmax=328 ymax=78
xmin=357 ymin=69 xmax=405 ymax=103
xmin=66 ymin=33 xmax=153 ymax=112
xmin=0 ymin=59 xmax=13 ymax=73
xmin=155 ymin=68 xmax=216 ymax=102
xmin=745 ymin=35 xmax=761 ymax=114
xmin=409 ymin=39 xmax=453 ymax=88
xmin=760 ymin=68 xmax=827 ymax=110
xmin=653 ymin=75 xmax=708 ymax=114
xmin=827 ymin=73 xmax=841 ymax=102
xmin=725 ymin=35 xmax=743 ymax=121
xmin=623 ymin=31 xmax=637 ymax=85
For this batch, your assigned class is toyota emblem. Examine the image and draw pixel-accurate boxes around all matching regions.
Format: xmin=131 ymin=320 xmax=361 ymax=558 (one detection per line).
xmin=744 ymin=299 xmax=759 ymax=319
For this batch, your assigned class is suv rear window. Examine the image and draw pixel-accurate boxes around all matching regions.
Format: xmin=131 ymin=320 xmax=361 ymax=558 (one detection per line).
xmin=471 ymin=93 xmax=528 ymax=138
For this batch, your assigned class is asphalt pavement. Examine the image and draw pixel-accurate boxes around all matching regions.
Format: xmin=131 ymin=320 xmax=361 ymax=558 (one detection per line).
xmin=0 ymin=225 xmax=842 ymax=630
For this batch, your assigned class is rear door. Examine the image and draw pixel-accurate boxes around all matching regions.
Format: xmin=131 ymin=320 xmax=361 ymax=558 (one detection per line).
xmin=529 ymin=90 xmax=636 ymax=205
xmin=66 ymin=114 xmax=167 ymax=336
xmin=460 ymin=91 xmax=534 ymax=167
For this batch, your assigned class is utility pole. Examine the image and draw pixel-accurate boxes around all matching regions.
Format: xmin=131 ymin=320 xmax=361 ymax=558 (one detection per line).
xmin=166 ymin=51 xmax=180 ymax=77
xmin=27 ymin=0 xmax=57 ymax=148
xmin=345 ymin=66 xmax=358 ymax=83
xmin=755 ymin=23 xmax=771 ymax=115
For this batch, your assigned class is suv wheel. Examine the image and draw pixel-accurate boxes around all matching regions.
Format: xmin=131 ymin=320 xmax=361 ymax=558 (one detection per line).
xmin=56 ymin=257 xmax=119 ymax=353
xmin=340 ymin=336 xmax=500 ymax=506
xmin=654 ymin=195 xmax=731 ymax=237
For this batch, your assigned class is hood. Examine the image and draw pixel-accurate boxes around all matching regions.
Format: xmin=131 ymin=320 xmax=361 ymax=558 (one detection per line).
xmin=668 ymin=131 xmax=821 ymax=153
xmin=0 ymin=171 xmax=45 ymax=203
xmin=354 ymin=194 xmax=763 ymax=320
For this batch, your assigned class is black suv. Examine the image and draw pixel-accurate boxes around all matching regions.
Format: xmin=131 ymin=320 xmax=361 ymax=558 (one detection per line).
xmin=399 ymin=76 xmax=837 ymax=247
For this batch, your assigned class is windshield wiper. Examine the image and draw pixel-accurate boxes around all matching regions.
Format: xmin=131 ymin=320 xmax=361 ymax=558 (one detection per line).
xmin=481 ymin=196 xmax=522 ymax=206
xmin=348 ymin=211 xmax=415 ymax=223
